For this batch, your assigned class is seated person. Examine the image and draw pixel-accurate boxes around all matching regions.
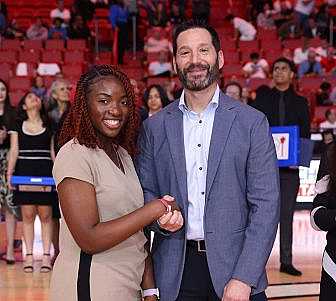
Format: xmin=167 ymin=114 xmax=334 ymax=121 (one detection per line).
xmin=298 ymin=49 xmax=323 ymax=78
xmin=26 ymin=17 xmax=48 ymax=40
xmin=148 ymin=51 xmax=172 ymax=77
xmin=320 ymin=109 xmax=336 ymax=130
xmin=293 ymin=39 xmax=310 ymax=65
xmin=317 ymin=82 xmax=333 ymax=106
xmin=67 ymin=14 xmax=91 ymax=40
xmin=3 ymin=19 xmax=24 ymax=39
xmin=257 ymin=3 xmax=275 ymax=29
xmin=321 ymin=47 xmax=336 ymax=75
xmin=50 ymin=0 xmax=71 ymax=25
xmin=242 ymin=52 xmax=269 ymax=79
xmin=48 ymin=17 xmax=68 ymax=40
xmin=145 ymin=28 xmax=172 ymax=53
xmin=225 ymin=14 xmax=257 ymax=41
xmin=314 ymin=129 xmax=334 ymax=154
xmin=273 ymin=0 xmax=293 ymax=27
xmin=223 ymin=82 xmax=243 ymax=102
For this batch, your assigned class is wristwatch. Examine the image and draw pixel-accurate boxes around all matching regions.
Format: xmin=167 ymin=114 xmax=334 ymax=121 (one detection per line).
xmin=143 ymin=288 xmax=160 ymax=299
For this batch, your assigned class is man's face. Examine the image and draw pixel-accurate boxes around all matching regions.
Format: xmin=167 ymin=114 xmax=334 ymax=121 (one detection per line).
xmin=272 ymin=62 xmax=293 ymax=86
xmin=328 ymin=111 xmax=336 ymax=123
xmin=173 ymin=28 xmax=224 ymax=91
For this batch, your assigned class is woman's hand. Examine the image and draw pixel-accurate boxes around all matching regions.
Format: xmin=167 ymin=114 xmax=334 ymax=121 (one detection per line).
xmin=157 ymin=195 xmax=184 ymax=232
xmin=6 ymin=173 xmax=13 ymax=190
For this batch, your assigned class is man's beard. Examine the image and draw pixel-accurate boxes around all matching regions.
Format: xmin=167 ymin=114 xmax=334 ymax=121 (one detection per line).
xmin=176 ymin=59 xmax=220 ymax=91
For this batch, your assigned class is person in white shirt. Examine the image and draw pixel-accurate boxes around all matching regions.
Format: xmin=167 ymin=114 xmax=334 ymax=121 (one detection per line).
xmin=148 ymin=51 xmax=172 ymax=76
xmin=145 ymin=29 xmax=173 ymax=53
xmin=293 ymin=39 xmax=310 ymax=64
xmin=273 ymin=0 xmax=293 ymax=14
xmin=294 ymin=0 xmax=315 ymax=37
xmin=320 ymin=109 xmax=336 ymax=130
xmin=50 ymin=0 xmax=71 ymax=24
xmin=226 ymin=14 xmax=257 ymax=41
xmin=242 ymin=52 xmax=269 ymax=79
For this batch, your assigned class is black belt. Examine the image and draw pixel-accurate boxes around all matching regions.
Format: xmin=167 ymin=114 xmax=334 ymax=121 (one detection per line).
xmin=187 ymin=240 xmax=206 ymax=252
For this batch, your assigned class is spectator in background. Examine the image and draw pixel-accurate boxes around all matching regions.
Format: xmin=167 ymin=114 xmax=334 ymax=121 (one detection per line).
xmin=145 ymin=28 xmax=172 ymax=53
xmin=150 ymin=1 xmax=169 ymax=27
xmin=294 ymin=0 xmax=315 ymax=38
xmin=31 ymin=76 xmax=48 ymax=103
xmin=0 ymin=1 xmax=7 ymax=19
xmin=241 ymin=86 xmax=254 ymax=104
xmin=170 ymin=1 xmax=185 ymax=25
xmin=148 ymin=51 xmax=172 ymax=76
xmin=313 ymin=129 xmax=334 ymax=154
xmin=224 ymin=81 xmax=243 ymax=102
xmin=162 ymin=79 xmax=176 ymax=102
xmin=298 ymin=48 xmax=323 ymax=77
xmin=243 ymin=52 xmax=269 ymax=79
xmin=273 ymin=0 xmax=293 ymax=27
xmin=321 ymin=47 xmax=336 ymax=74
xmin=141 ymin=84 xmax=169 ymax=120
xmin=320 ymin=109 xmax=336 ymax=130
xmin=72 ymin=0 xmax=95 ymax=22
xmin=282 ymin=48 xmax=294 ymax=61
xmin=90 ymin=0 xmax=109 ymax=7
xmin=315 ymin=3 xmax=330 ymax=40
xmin=293 ymin=39 xmax=310 ymax=64
xmin=26 ymin=18 xmax=48 ymax=41
xmin=4 ymin=19 xmax=24 ymax=39
xmin=257 ymin=3 xmax=276 ymax=29
xmin=48 ymin=17 xmax=68 ymax=40
xmin=50 ymin=0 xmax=71 ymax=25
xmin=192 ymin=0 xmax=210 ymax=23
xmin=315 ymin=40 xmax=329 ymax=60
xmin=67 ymin=14 xmax=91 ymax=40
xmin=316 ymin=82 xmax=333 ymax=106
xmin=226 ymin=14 xmax=257 ymax=41
xmin=109 ymin=0 xmax=129 ymax=65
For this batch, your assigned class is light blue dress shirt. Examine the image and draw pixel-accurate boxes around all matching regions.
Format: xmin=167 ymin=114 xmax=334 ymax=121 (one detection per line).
xmin=178 ymin=85 xmax=219 ymax=240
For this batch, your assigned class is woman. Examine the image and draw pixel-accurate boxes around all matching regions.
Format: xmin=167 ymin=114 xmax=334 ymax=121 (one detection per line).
xmin=311 ymin=142 xmax=336 ymax=300
xmin=50 ymin=65 xmax=183 ymax=301
xmin=31 ymin=76 xmax=47 ymax=103
xmin=7 ymin=92 xmax=56 ymax=273
xmin=141 ymin=84 xmax=170 ymax=121
xmin=0 ymin=79 xmax=19 ymax=265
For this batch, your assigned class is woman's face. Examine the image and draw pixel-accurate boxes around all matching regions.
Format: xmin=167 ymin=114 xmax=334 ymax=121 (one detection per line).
xmin=53 ymin=82 xmax=70 ymax=102
xmin=0 ymin=82 xmax=7 ymax=103
xmin=147 ymin=87 xmax=163 ymax=112
xmin=24 ymin=93 xmax=42 ymax=111
xmin=87 ymin=77 xmax=130 ymax=139
xmin=35 ymin=76 xmax=44 ymax=88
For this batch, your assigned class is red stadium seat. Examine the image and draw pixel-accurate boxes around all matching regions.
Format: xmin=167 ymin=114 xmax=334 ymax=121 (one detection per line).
xmin=223 ymin=51 xmax=240 ymax=64
xmin=9 ymin=77 xmax=31 ymax=92
xmin=19 ymin=50 xmax=41 ymax=64
xmin=238 ymin=40 xmax=260 ymax=52
xmin=41 ymin=50 xmax=63 ymax=64
xmin=67 ymin=39 xmax=87 ymax=51
xmin=1 ymin=39 xmax=22 ymax=51
xmin=299 ymin=77 xmax=324 ymax=91
xmin=45 ymin=40 xmax=65 ymax=51
xmin=0 ymin=63 xmax=13 ymax=82
xmin=0 ymin=51 xmax=18 ymax=64
xmin=248 ymin=78 xmax=272 ymax=91
xmin=64 ymin=51 xmax=85 ymax=64
xmin=23 ymin=40 xmax=44 ymax=51
xmin=62 ymin=65 xmax=84 ymax=78
xmin=282 ymin=39 xmax=303 ymax=50
xmin=9 ymin=91 xmax=25 ymax=107
xmin=222 ymin=64 xmax=242 ymax=78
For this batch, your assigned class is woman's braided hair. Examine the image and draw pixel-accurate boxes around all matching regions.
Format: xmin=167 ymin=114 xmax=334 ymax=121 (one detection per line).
xmin=58 ymin=65 xmax=139 ymax=156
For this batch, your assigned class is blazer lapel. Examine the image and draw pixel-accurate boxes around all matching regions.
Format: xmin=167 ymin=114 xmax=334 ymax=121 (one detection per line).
xmin=165 ymin=105 xmax=188 ymax=211
xmin=206 ymin=93 xmax=237 ymax=198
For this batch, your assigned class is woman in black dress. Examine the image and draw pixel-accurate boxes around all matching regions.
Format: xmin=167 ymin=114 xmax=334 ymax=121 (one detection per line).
xmin=7 ymin=92 xmax=56 ymax=273
xmin=0 ymin=79 xmax=19 ymax=264
xmin=311 ymin=142 xmax=336 ymax=300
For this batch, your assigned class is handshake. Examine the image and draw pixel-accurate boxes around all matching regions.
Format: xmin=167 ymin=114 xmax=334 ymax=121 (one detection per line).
xmin=156 ymin=195 xmax=184 ymax=233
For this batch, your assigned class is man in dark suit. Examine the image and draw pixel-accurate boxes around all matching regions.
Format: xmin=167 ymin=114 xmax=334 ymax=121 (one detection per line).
xmin=253 ymin=57 xmax=310 ymax=276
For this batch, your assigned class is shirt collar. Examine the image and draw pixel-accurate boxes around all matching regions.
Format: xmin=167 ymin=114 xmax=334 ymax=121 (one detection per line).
xmin=178 ymin=85 xmax=220 ymax=113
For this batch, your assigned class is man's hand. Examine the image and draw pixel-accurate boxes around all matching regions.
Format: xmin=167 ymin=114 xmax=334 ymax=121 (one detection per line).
xmin=157 ymin=195 xmax=183 ymax=232
xmin=222 ymin=279 xmax=251 ymax=301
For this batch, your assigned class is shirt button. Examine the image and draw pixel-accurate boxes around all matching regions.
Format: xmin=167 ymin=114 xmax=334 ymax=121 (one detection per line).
xmin=197 ymin=144 xmax=201 ymax=147
xmin=201 ymin=192 xmax=205 ymax=195
xmin=199 ymin=120 xmax=202 ymax=124
xmin=199 ymin=167 xmax=203 ymax=171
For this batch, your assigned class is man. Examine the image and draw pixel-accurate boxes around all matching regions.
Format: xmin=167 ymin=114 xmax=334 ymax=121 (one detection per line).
xmin=320 ymin=109 xmax=336 ymax=130
xmin=253 ymin=57 xmax=310 ymax=276
xmin=225 ymin=14 xmax=257 ymax=41
xmin=294 ymin=0 xmax=315 ymax=37
xmin=137 ymin=20 xmax=280 ymax=301
xmin=50 ymin=0 xmax=71 ymax=24
xmin=242 ymin=52 xmax=269 ymax=79
xmin=298 ymin=48 xmax=323 ymax=78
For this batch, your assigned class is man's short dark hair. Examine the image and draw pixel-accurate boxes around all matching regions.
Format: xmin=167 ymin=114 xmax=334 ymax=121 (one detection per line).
xmin=224 ymin=81 xmax=243 ymax=98
xmin=172 ymin=20 xmax=221 ymax=56
xmin=325 ymin=109 xmax=333 ymax=119
xmin=225 ymin=14 xmax=234 ymax=22
xmin=250 ymin=52 xmax=260 ymax=60
xmin=272 ymin=57 xmax=296 ymax=73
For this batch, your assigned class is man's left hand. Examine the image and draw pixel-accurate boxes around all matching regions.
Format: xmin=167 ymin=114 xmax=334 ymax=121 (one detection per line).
xmin=222 ymin=279 xmax=251 ymax=301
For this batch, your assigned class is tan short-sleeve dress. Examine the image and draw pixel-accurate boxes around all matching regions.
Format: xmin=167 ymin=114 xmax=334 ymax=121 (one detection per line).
xmin=49 ymin=139 xmax=147 ymax=301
